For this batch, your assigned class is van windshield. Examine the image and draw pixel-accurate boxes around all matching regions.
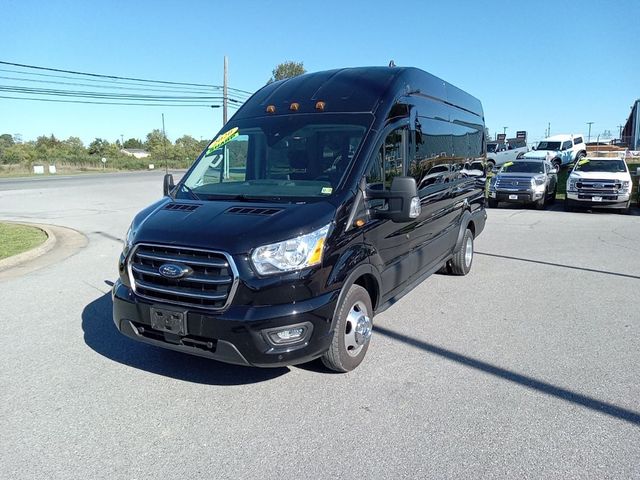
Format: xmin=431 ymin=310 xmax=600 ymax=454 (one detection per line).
xmin=178 ymin=114 xmax=372 ymax=202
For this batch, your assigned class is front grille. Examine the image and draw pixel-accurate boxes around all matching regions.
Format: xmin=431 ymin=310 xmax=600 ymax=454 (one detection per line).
xmin=577 ymin=179 xmax=620 ymax=194
xmin=495 ymin=176 xmax=532 ymax=191
xmin=128 ymin=243 xmax=238 ymax=310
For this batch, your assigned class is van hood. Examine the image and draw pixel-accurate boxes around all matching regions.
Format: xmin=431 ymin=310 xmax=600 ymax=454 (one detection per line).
xmin=130 ymin=198 xmax=337 ymax=255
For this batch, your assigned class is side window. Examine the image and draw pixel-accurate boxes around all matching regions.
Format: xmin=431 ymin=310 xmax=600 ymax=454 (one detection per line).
xmin=411 ymin=117 xmax=454 ymax=193
xmin=573 ymin=137 xmax=583 ymax=145
xmin=562 ymin=140 xmax=572 ymax=150
xmin=366 ymin=127 xmax=406 ymax=190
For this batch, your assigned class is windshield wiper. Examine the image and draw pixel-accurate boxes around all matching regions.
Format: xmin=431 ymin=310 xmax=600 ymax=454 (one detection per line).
xmin=177 ymin=183 xmax=201 ymax=201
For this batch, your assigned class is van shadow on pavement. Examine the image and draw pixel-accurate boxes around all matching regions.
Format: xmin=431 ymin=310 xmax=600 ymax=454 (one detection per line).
xmin=81 ymin=291 xmax=289 ymax=385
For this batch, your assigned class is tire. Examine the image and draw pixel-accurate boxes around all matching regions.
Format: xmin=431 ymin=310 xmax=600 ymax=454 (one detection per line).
xmin=488 ymin=198 xmax=498 ymax=208
xmin=553 ymin=160 xmax=562 ymax=172
xmin=575 ymin=151 xmax=586 ymax=163
xmin=564 ymin=199 xmax=573 ymax=212
xmin=535 ymin=189 xmax=546 ymax=210
xmin=487 ymin=160 xmax=496 ymax=172
xmin=619 ymin=201 xmax=630 ymax=215
xmin=321 ymin=284 xmax=373 ymax=372
xmin=449 ymin=228 xmax=474 ymax=276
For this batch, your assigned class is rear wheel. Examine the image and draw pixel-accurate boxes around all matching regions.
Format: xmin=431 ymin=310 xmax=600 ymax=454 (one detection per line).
xmin=449 ymin=228 xmax=474 ymax=276
xmin=486 ymin=160 xmax=496 ymax=172
xmin=553 ymin=160 xmax=562 ymax=173
xmin=321 ymin=284 xmax=373 ymax=372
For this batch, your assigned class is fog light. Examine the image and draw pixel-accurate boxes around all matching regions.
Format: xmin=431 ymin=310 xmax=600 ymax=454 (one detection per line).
xmin=263 ymin=322 xmax=313 ymax=346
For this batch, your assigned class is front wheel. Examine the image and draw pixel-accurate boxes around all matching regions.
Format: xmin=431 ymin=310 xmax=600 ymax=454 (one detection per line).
xmin=535 ymin=190 xmax=547 ymax=210
xmin=321 ymin=284 xmax=373 ymax=372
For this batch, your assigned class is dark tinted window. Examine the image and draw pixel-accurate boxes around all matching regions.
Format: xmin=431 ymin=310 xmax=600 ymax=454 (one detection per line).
xmin=573 ymin=137 xmax=583 ymax=144
xmin=366 ymin=126 xmax=406 ymax=189
xmin=561 ymin=141 xmax=572 ymax=150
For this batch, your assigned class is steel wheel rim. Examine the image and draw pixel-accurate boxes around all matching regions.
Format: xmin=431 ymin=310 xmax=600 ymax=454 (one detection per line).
xmin=344 ymin=300 xmax=371 ymax=357
xmin=464 ymin=235 xmax=473 ymax=268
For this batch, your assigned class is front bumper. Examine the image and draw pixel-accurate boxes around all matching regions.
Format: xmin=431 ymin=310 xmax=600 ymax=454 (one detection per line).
xmin=566 ymin=192 xmax=630 ymax=209
xmin=112 ymin=280 xmax=338 ymax=368
xmin=490 ymin=189 xmax=543 ymax=203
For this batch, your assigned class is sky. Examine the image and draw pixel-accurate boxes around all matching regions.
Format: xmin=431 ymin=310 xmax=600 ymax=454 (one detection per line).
xmin=1 ymin=0 xmax=638 ymax=145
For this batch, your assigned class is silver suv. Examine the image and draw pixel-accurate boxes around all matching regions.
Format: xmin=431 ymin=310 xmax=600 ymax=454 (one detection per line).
xmin=488 ymin=159 xmax=558 ymax=209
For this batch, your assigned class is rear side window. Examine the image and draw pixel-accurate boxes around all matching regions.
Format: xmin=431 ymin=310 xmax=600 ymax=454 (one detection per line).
xmin=573 ymin=137 xmax=583 ymax=145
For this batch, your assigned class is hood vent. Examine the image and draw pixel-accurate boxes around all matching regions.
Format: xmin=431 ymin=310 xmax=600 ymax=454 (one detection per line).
xmin=226 ymin=206 xmax=282 ymax=216
xmin=163 ymin=203 xmax=202 ymax=212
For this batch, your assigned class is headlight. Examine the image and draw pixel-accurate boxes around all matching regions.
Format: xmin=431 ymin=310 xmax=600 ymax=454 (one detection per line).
xmin=567 ymin=178 xmax=578 ymax=191
xmin=123 ymin=224 xmax=135 ymax=255
xmin=251 ymin=224 xmax=331 ymax=275
xmin=621 ymin=180 xmax=630 ymax=192
xmin=532 ymin=177 xmax=545 ymax=186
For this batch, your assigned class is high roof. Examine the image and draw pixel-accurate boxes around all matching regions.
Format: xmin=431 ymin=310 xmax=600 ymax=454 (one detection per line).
xmin=232 ymin=66 xmax=483 ymax=120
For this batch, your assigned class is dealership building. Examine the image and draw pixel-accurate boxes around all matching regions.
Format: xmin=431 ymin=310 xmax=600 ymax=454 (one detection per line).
xmin=622 ymin=99 xmax=640 ymax=150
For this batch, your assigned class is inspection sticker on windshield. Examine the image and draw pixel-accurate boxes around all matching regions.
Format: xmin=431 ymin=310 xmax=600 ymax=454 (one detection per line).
xmin=321 ymin=187 xmax=333 ymax=195
xmin=205 ymin=127 xmax=239 ymax=156
xmin=578 ymin=159 xmax=590 ymax=165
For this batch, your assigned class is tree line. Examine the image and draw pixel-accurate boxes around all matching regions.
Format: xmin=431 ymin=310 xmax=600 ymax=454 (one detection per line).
xmin=0 ymin=130 xmax=211 ymax=170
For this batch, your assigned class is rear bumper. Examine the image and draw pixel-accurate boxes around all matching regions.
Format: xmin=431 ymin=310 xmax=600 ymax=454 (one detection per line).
xmin=112 ymin=280 xmax=338 ymax=368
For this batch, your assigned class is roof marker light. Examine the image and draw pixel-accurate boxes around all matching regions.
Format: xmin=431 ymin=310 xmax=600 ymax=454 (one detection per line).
xmin=289 ymin=102 xmax=300 ymax=111
xmin=266 ymin=105 xmax=276 ymax=113
xmin=315 ymin=101 xmax=326 ymax=111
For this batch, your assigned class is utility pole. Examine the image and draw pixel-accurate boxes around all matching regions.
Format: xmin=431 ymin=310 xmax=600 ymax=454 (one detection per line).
xmin=618 ymin=124 xmax=624 ymax=140
xmin=587 ymin=122 xmax=594 ymax=143
xmin=120 ymin=134 xmax=124 ymax=147
xmin=223 ymin=56 xmax=228 ymax=125
xmin=503 ymin=127 xmax=508 ymax=136
xmin=162 ymin=113 xmax=168 ymax=174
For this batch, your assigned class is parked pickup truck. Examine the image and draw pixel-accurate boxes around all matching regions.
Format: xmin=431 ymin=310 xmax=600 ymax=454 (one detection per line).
xmin=564 ymin=154 xmax=632 ymax=213
xmin=486 ymin=138 xmax=528 ymax=170
xmin=523 ymin=134 xmax=586 ymax=171
xmin=488 ymin=159 xmax=558 ymax=209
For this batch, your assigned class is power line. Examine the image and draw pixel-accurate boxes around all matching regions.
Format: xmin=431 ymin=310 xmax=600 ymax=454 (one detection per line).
xmin=0 ymin=94 xmax=220 ymax=107
xmin=0 ymin=67 xmax=252 ymax=99
xmin=0 ymin=60 xmax=254 ymax=95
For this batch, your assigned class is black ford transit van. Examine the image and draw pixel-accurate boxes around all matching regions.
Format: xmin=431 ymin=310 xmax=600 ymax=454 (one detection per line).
xmin=113 ymin=66 xmax=487 ymax=372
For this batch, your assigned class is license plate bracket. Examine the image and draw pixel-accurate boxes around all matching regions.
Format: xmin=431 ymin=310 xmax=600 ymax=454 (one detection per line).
xmin=508 ymin=194 xmax=518 ymax=200
xmin=150 ymin=307 xmax=188 ymax=335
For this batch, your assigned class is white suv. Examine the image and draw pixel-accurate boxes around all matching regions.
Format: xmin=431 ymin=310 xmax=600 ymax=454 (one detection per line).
xmin=523 ymin=134 xmax=587 ymax=171
xmin=486 ymin=138 xmax=528 ymax=170
xmin=565 ymin=155 xmax=632 ymax=213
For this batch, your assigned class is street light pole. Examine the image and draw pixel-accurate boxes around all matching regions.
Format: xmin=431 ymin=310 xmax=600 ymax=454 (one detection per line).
xmin=587 ymin=122 xmax=594 ymax=143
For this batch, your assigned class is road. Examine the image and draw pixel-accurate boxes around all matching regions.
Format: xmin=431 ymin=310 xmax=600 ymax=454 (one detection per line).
xmin=1 ymin=172 xmax=639 ymax=479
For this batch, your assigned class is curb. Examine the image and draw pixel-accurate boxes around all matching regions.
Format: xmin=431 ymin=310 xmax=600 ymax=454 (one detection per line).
xmin=0 ymin=223 xmax=57 ymax=272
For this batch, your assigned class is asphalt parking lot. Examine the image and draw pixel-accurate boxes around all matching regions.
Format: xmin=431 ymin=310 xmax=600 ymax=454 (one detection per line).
xmin=1 ymin=172 xmax=639 ymax=479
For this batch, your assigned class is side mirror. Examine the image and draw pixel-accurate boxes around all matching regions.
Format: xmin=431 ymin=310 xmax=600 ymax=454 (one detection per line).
xmin=163 ymin=173 xmax=175 ymax=196
xmin=366 ymin=176 xmax=421 ymax=223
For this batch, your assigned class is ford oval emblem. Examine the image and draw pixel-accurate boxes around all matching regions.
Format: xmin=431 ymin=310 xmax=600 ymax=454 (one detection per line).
xmin=158 ymin=263 xmax=190 ymax=279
